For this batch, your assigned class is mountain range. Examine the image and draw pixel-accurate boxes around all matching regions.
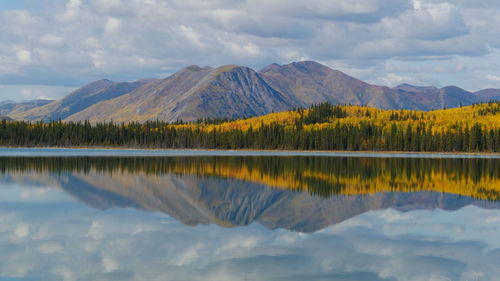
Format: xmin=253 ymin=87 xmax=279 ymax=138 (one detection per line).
xmin=3 ymin=61 xmax=500 ymax=122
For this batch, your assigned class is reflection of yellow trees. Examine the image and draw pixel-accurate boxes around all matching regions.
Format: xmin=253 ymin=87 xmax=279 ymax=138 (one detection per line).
xmin=163 ymin=160 xmax=500 ymax=201
xmin=168 ymin=163 xmax=304 ymax=190
xmin=299 ymin=170 xmax=500 ymax=200
xmin=1 ymin=157 xmax=500 ymax=201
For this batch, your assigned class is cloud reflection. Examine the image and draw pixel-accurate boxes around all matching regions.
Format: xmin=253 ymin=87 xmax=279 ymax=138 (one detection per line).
xmin=0 ymin=199 xmax=500 ymax=281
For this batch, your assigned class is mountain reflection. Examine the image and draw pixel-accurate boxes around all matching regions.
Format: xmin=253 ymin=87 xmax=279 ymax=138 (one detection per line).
xmin=1 ymin=156 xmax=500 ymax=232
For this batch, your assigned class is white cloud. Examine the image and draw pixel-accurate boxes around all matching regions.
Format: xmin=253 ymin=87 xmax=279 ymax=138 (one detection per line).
xmin=215 ymin=236 xmax=259 ymax=257
xmin=40 ymin=34 xmax=65 ymax=47
xmin=88 ymin=220 xmax=103 ymax=239
xmin=381 ymin=2 xmax=468 ymax=41
xmin=105 ymin=17 xmax=121 ymax=34
xmin=177 ymin=25 xmax=203 ymax=47
xmin=38 ymin=242 xmax=63 ymax=254
xmin=92 ymin=0 xmax=123 ymax=11
xmin=371 ymin=73 xmax=421 ymax=87
xmin=173 ymin=242 xmax=204 ymax=266
xmin=487 ymin=74 xmax=500 ymax=82
xmin=224 ymin=42 xmax=262 ymax=58
xmin=61 ymin=0 xmax=83 ymax=21
xmin=0 ymin=84 xmax=75 ymax=100
xmin=85 ymin=36 xmax=101 ymax=49
xmin=13 ymin=223 xmax=30 ymax=240
xmin=1 ymin=10 xmax=37 ymax=26
xmin=16 ymin=50 xmax=32 ymax=64
xmin=485 ymin=216 xmax=500 ymax=224
xmin=102 ymin=255 xmax=119 ymax=272
xmin=52 ymin=267 xmax=76 ymax=281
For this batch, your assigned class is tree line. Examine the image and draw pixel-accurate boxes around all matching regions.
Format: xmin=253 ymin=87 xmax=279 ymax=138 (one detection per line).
xmin=0 ymin=102 xmax=499 ymax=152
xmin=1 ymin=156 xmax=499 ymax=200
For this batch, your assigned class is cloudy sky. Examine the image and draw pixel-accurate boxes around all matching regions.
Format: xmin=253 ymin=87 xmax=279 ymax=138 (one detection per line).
xmin=1 ymin=0 xmax=500 ymax=101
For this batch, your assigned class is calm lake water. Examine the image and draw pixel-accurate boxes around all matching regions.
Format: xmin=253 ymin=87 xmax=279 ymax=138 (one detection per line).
xmin=1 ymin=148 xmax=500 ymax=281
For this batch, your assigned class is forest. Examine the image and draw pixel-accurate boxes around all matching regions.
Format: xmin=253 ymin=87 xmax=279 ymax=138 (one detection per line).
xmin=0 ymin=101 xmax=499 ymax=152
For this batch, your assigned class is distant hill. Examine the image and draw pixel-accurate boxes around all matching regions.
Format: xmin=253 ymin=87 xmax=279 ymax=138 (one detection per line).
xmin=0 ymin=100 xmax=14 ymax=106
xmin=11 ymin=79 xmax=151 ymax=121
xmin=474 ymin=88 xmax=500 ymax=102
xmin=393 ymin=83 xmax=479 ymax=110
xmin=0 ymin=99 xmax=53 ymax=117
xmin=2 ymin=61 xmax=500 ymax=122
xmin=0 ymin=116 xmax=13 ymax=121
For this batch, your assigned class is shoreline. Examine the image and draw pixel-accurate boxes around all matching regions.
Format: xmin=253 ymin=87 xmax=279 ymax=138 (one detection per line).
xmin=0 ymin=146 xmax=499 ymax=158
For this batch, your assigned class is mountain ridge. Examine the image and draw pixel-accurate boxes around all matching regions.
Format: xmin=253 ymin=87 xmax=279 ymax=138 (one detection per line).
xmin=0 ymin=99 xmax=54 ymax=118
xmin=2 ymin=61 xmax=499 ymax=122
xmin=474 ymin=88 xmax=500 ymax=101
xmin=259 ymin=61 xmax=420 ymax=109
xmin=66 ymin=64 xmax=295 ymax=123
xmin=10 ymin=79 xmax=150 ymax=121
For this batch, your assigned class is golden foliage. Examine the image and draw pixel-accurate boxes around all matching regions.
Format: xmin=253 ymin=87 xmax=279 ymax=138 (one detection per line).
xmin=169 ymin=103 xmax=500 ymax=133
xmin=161 ymin=160 xmax=500 ymax=201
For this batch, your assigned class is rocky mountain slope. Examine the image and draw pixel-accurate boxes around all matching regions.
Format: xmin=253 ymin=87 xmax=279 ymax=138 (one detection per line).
xmin=2 ymin=61 xmax=499 ymax=122
xmin=66 ymin=65 xmax=295 ymax=123
xmin=10 ymin=79 xmax=150 ymax=121
xmin=259 ymin=61 xmax=419 ymax=109
xmin=0 ymin=99 xmax=53 ymax=118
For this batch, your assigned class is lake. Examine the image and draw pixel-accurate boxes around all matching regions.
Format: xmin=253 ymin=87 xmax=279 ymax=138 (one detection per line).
xmin=1 ymin=148 xmax=500 ymax=281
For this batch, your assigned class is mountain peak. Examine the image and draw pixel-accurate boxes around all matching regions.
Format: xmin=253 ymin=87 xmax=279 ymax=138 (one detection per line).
xmin=74 ymin=79 xmax=116 ymax=95
xmin=260 ymin=63 xmax=281 ymax=73
xmin=214 ymin=64 xmax=241 ymax=72
xmin=183 ymin=65 xmax=213 ymax=72
xmin=442 ymin=85 xmax=467 ymax=91
xmin=396 ymin=83 xmax=415 ymax=88
xmin=184 ymin=65 xmax=203 ymax=72
xmin=208 ymin=65 xmax=258 ymax=78
xmin=92 ymin=79 xmax=114 ymax=85
xmin=394 ymin=84 xmax=438 ymax=92
xmin=67 ymin=62 xmax=295 ymax=123
xmin=288 ymin=60 xmax=328 ymax=71
xmin=259 ymin=61 xmax=342 ymax=79
xmin=291 ymin=60 xmax=324 ymax=66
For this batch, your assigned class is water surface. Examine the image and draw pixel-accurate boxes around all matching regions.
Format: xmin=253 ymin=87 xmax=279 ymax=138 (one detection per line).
xmin=1 ymin=149 xmax=500 ymax=280
xmin=1 ymin=147 xmax=500 ymax=158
